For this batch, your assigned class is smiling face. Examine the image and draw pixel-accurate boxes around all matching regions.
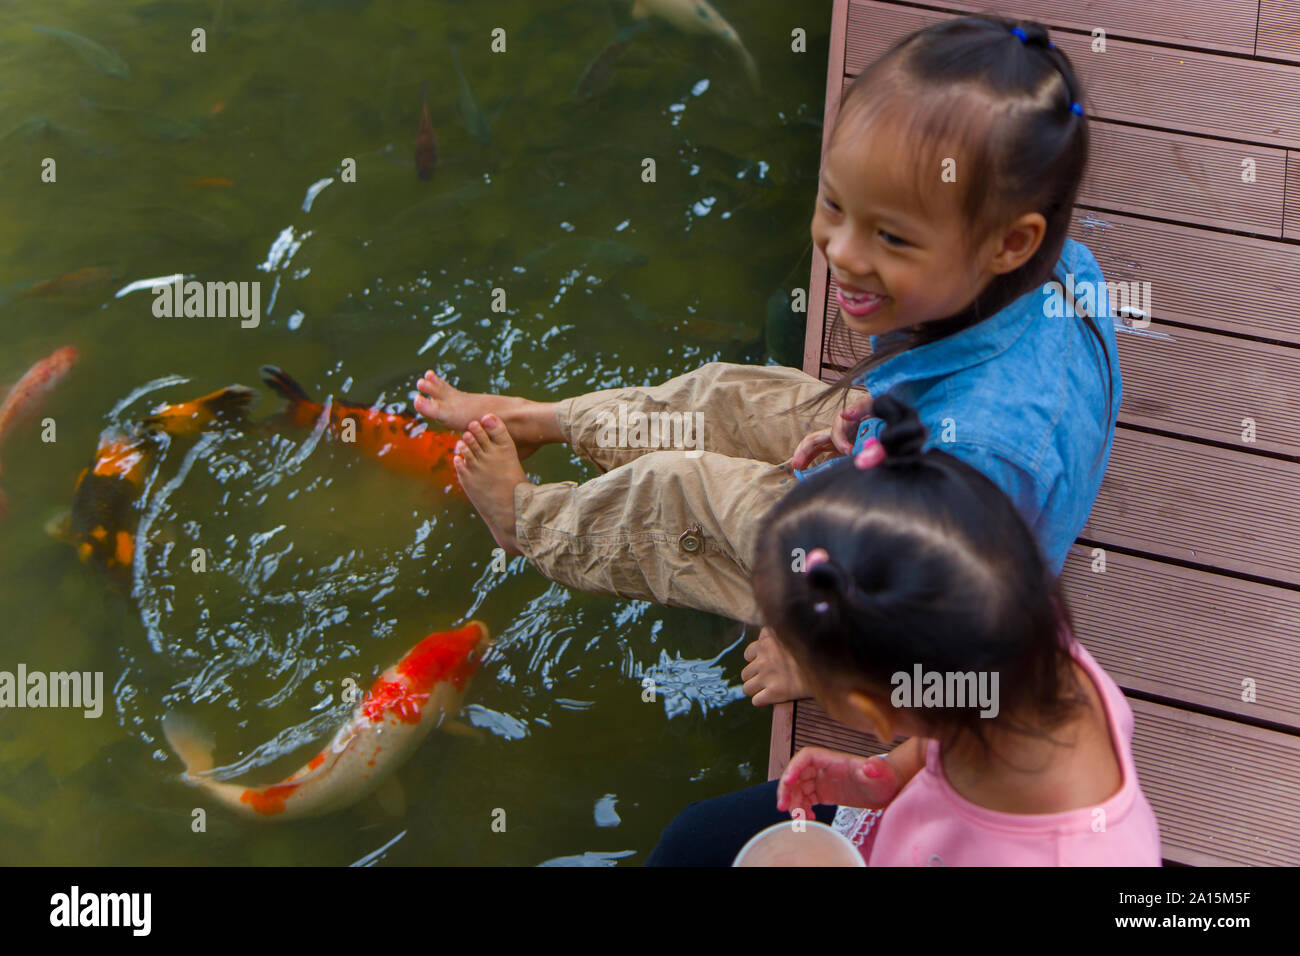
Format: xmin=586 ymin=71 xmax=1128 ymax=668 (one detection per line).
xmin=811 ymin=102 xmax=1044 ymax=338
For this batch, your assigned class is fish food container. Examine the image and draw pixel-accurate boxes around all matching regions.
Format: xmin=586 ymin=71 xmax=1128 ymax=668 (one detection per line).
xmin=732 ymin=819 xmax=865 ymax=867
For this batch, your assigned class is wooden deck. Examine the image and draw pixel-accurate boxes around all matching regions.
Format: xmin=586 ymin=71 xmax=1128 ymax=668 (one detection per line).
xmin=771 ymin=0 xmax=1300 ymax=866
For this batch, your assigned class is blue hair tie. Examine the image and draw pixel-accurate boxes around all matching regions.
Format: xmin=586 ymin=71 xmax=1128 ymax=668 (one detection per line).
xmin=1010 ymin=27 xmax=1027 ymax=43
xmin=1070 ymin=102 xmax=1084 ymax=116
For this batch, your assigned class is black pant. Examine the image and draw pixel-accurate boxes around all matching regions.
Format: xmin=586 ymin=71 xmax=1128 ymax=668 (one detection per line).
xmin=645 ymin=779 xmax=839 ymax=866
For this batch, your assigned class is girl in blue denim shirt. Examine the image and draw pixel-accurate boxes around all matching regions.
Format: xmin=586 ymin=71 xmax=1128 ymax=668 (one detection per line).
xmin=413 ymin=15 xmax=1120 ymax=701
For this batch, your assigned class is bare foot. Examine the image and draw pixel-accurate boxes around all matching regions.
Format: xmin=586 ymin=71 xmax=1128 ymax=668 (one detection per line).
xmin=453 ymin=414 xmax=528 ymax=555
xmin=741 ymin=626 xmax=813 ymax=705
xmin=414 ymin=370 xmax=561 ymax=460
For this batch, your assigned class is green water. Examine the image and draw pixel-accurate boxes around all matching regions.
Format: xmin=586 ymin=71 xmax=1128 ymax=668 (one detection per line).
xmin=0 ymin=0 xmax=828 ymax=865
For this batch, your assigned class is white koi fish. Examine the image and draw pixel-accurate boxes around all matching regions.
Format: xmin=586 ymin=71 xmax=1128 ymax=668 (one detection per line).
xmin=162 ymin=621 xmax=491 ymax=820
xmin=633 ymin=0 xmax=760 ymax=90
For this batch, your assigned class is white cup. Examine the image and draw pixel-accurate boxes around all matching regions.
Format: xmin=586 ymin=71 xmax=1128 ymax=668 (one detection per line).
xmin=732 ymin=819 xmax=865 ymax=867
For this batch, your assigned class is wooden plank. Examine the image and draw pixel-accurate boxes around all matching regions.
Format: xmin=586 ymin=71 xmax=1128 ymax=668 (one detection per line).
xmin=844 ymin=1 xmax=1300 ymax=149
xmin=1083 ymin=429 xmax=1300 ymax=586
xmin=1115 ymin=324 xmax=1300 ymax=456
xmin=1129 ymin=699 xmax=1300 ymax=866
xmin=1287 ymin=151 xmax=1300 ymax=238
xmin=1082 ymin=123 xmax=1286 ymax=236
xmin=792 ymin=697 xmax=897 ymax=756
xmin=1068 ymin=210 xmax=1300 ymax=344
xmin=803 ymin=0 xmax=850 ymax=380
xmin=1258 ymin=0 xmax=1300 ymax=62
xmin=1061 ymin=545 xmax=1300 ymax=728
xmin=898 ymin=0 xmax=1261 ymax=55
xmin=786 ymin=696 xmax=1300 ymax=865
xmin=768 ymin=701 xmax=795 ymax=780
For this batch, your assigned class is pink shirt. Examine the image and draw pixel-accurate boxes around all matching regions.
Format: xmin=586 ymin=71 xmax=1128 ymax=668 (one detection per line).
xmin=862 ymin=641 xmax=1162 ymax=866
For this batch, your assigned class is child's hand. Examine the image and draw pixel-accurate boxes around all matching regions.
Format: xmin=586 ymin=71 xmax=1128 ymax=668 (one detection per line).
xmin=790 ymin=426 xmax=836 ymax=470
xmin=777 ymin=746 xmax=902 ymax=820
xmin=831 ymin=394 xmax=874 ymax=455
xmin=788 ymin=394 xmax=873 ymax=470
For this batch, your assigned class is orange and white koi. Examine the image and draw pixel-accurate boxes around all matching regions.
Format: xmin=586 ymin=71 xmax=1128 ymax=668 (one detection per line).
xmin=632 ymin=0 xmax=760 ymax=90
xmin=65 ymin=385 xmax=257 ymax=587
xmin=260 ymin=365 xmax=461 ymax=492
xmin=0 ymin=345 xmax=78 ymax=518
xmin=162 ymin=621 xmax=492 ymax=820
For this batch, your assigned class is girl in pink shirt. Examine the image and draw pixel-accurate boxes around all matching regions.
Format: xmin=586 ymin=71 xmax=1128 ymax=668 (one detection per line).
xmin=752 ymin=393 xmax=1161 ymax=866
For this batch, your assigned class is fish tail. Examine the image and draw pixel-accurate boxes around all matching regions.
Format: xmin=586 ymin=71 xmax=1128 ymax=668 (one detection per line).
xmin=193 ymin=384 xmax=258 ymax=420
xmin=260 ymin=366 xmax=325 ymax=428
xmin=140 ymin=384 xmax=258 ymax=433
xmin=162 ymin=712 xmax=217 ymax=777
xmin=259 ymin=365 xmax=313 ymax=408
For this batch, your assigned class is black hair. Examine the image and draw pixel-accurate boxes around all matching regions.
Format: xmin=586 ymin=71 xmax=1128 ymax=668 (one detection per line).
xmin=754 ymin=392 xmax=1087 ymax=760
xmin=805 ymin=14 xmax=1115 ymax=458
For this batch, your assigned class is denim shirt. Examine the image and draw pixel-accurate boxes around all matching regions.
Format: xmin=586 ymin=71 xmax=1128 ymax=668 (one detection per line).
xmin=797 ymin=238 xmax=1123 ymax=577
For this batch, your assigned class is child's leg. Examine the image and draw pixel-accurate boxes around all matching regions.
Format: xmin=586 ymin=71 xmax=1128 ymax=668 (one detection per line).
xmin=559 ymin=362 xmax=835 ymax=473
xmin=419 ymin=362 xmax=838 ymax=471
xmin=512 ymin=446 xmax=795 ymax=625
xmin=454 ymin=415 xmax=794 ymax=624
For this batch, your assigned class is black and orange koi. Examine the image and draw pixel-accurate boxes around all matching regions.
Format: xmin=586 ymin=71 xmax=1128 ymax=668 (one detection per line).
xmin=62 ymin=385 xmax=257 ymax=588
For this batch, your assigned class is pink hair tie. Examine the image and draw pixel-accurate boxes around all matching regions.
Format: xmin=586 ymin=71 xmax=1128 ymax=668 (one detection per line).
xmin=854 ymin=438 xmax=886 ymax=470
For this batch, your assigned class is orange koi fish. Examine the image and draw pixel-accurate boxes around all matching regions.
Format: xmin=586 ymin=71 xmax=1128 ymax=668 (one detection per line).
xmin=260 ymin=365 xmax=460 ymax=492
xmin=65 ymin=385 xmax=257 ymax=587
xmin=415 ymin=79 xmax=438 ymax=180
xmin=163 ymin=621 xmax=492 ymax=820
xmin=0 ymin=345 xmax=78 ymax=518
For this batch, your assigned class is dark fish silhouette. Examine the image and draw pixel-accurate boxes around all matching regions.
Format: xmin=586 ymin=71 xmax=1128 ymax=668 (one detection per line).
xmin=415 ymin=80 xmax=437 ymax=180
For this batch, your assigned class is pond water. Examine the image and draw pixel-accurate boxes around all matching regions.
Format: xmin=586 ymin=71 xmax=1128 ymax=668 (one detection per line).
xmin=0 ymin=0 xmax=828 ymax=865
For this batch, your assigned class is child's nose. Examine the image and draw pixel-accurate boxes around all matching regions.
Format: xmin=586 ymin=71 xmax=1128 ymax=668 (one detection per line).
xmin=825 ymin=231 xmax=872 ymax=283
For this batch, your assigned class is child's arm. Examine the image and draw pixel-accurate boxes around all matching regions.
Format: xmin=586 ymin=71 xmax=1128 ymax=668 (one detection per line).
xmin=777 ymin=736 xmax=928 ymax=818
xmin=879 ymin=736 xmax=926 ymax=791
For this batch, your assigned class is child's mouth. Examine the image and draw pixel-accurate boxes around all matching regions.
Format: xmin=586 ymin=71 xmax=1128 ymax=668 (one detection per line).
xmin=836 ymin=286 xmax=888 ymax=319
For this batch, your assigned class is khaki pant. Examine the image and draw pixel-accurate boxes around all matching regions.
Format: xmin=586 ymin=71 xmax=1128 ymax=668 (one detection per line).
xmin=513 ymin=363 xmax=847 ymax=625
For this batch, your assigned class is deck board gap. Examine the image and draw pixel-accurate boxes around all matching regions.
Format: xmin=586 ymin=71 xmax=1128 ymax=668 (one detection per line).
xmin=1074 ymin=536 xmax=1300 ymax=594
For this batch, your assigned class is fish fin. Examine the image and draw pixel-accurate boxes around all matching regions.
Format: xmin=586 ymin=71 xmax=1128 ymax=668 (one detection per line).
xmin=737 ymin=43 xmax=761 ymax=92
xmin=43 ymin=508 xmax=72 ymax=543
xmin=440 ymin=718 xmax=487 ymax=742
xmin=161 ymin=712 xmax=217 ymax=776
xmin=259 ymin=365 xmax=313 ymax=407
xmin=631 ymin=0 xmax=650 ymax=19
xmin=373 ymin=777 xmax=407 ymax=818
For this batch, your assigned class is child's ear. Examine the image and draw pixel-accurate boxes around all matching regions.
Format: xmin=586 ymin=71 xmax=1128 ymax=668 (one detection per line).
xmin=845 ymin=690 xmax=894 ymax=745
xmin=987 ymin=212 xmax=1046 ymax=275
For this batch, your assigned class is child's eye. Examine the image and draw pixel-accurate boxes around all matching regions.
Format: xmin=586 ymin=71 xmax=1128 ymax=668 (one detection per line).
xmin=879 ymin=230 xmax=907 ymax=247
xmin=820 ymin=195 xmax=842 ymax=213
